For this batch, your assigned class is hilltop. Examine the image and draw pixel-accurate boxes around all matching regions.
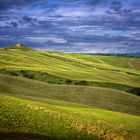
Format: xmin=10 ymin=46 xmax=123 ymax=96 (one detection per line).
xmin=1 ymin=44 xmax=32 ymax=50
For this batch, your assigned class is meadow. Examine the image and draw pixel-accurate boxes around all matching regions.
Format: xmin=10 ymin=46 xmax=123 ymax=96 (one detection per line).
xmin=0 ymin=46 xmax=140 ymax=140
xmin=0 ymin=95 xmax=140 ymax=140
xmin=0 ymin=46 xmax=140 ymax=93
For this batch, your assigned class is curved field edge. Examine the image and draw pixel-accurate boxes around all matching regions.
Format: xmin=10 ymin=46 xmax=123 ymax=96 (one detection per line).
xmin=0 ymin=74 xmax=140 ymax=116
xmin=0 ymin=95 xmax=140 ymax=140
xmin=0 ymin=69 xmax=140 ymax=95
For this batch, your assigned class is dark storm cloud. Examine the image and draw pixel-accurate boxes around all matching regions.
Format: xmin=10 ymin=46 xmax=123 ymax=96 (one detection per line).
xmin=0 ymin=15 xmax=10 ymax=21
xmin=10 ymin=21 xmax=18 ymax=28
xmin=22 ymin=16 xmax=38 ymax=25
xmin=0 ymin=0 xmax=41 ymax=11
xmin=20 ymin=16 xmax=53 ymax=28
xmin=23 ymin=16 xmax=35 ymax=22
xmin=0 ymin=0 xmax=140 ymax=53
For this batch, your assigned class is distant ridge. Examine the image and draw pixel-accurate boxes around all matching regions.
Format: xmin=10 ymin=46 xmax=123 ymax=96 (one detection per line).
xmin=1 ymin=45 xmax=140 ymax=57
xmin=79 ymin=53 xmax=140 ymax=58
xmin=124 ymin=53 xmax=140 ymax=58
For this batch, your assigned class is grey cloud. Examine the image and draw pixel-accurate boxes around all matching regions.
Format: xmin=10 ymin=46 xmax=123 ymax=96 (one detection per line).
xmin=0 ymin=0 xmax=41 ymax=11
xmin=110 ymin=0 xmax=122 ymax=12
xmin=20 ymin=16 xmax=54 ymax=28
xmin=23 ymin=16 xmax=38 ymax=23
xmin=0 ymin=15 xmax=10 ymax=21
xmin=22 ymin=16 xmax=39 ymax=26
xmin=0 ymin=0 xmax=140 ymax=53
xmin=10 ymin=21 xmax=18 ymax=28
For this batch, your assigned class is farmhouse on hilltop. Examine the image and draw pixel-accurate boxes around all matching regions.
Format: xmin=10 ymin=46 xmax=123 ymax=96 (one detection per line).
xmin=16 ymin=44 xmax=24 ymax=47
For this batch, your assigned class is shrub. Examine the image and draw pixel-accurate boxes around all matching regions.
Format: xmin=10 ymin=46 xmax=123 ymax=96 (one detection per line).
xmin=65 ymin=79 xmax=73 ymax=84
xmin=10 ymin=71 xmax=19 ymax=76
xmin=22 ymin=71 xmax=35 ymax=79
xmin=74 ymin=80 xmax=89 ymax=86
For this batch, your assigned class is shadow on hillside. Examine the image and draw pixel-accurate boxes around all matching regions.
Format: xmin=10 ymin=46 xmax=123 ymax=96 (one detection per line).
xmin=130 ymin=87 xmax=140 ymax=96
xmin=0 ymin=69 xmax=140 ymax=97
xmin=0 ymin=131 xmax=69 ymax=140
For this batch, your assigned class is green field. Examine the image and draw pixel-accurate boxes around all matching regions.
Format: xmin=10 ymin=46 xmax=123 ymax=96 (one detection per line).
xmin=0 ymin=46 xmax=140 ymax=94
xmin=0 ymin=46 xmax=140 ymax=140
xmin=0 ymin=95 xmax=140 ymax=140
xmin=0 ymin=74 xmax=140 ymax=116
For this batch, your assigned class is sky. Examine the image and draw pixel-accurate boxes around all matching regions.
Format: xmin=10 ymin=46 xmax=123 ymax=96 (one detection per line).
xmin=0 ymin=0 xmax=140 ymax=53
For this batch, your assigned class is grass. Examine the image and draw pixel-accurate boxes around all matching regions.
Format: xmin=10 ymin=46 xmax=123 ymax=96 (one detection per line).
xmin=0 ymin=46 xmax=140 ymax=140
xmin=71 ymin=54 xmax=140 ymax=70
xmin=1 ymin=68 xmax=140 ymax=95
xmin=0 ymin=47 xmax=140 ymax=90
xmin=0 ymin=95 xmax=140 ymax=140
xmin=0 ymin=74 xmax=140 ymax=116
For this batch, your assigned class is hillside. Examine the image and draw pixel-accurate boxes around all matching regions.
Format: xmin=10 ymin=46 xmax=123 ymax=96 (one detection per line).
xmin=0 ymin=46 xmax=140 ymax=140
xmin=0 ymin=46 xmax=140 ymax=95
xmin=0 ymin=74 xmax=140 ymax=116
xmin=0 ymin=95 xmax=140 ymax=140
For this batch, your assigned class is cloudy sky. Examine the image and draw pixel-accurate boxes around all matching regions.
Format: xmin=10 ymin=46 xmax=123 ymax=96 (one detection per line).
xmin=0 ymin=0 xmax=140 ymax=53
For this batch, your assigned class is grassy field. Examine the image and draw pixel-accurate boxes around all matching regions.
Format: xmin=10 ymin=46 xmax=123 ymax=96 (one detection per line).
xmin=0 ymin=47 xmax=140 ymax=90
xmin=0 ymin=95 xmax=140 ymax=140
xmin=0 ymin=74 xmax=140 ymax=116
xmin=0 ymin=46 xmax=140 ymax=140
xmin=0 ymin=47 xmax=140 ymax=95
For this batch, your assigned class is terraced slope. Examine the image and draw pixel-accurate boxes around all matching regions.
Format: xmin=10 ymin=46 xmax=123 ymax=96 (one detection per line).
xmin=0 ymin=47 xmax=140 ymax=94
xmin=0 ymin=95 xmax=140 ymax=140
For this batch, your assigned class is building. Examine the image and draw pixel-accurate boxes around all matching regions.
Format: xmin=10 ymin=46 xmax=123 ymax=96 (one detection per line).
xmin=16 ymin=44 xmax=24 ymax=47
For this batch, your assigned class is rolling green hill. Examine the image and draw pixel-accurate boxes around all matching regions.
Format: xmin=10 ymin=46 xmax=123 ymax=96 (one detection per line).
xmin=0 ymin=46 xmax=140 ymax=94
xmin=0 ymin=74 xmax=140 ymax=116
xmin=0 ymin=46 xmax=140 ymax=140
xmin=0 ymin=95 xmax=140 ymax=140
